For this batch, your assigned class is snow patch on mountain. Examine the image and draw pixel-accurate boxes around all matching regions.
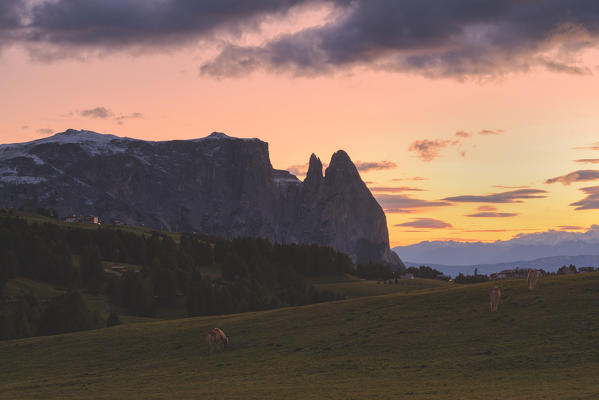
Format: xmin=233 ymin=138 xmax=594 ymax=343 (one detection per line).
xmin=0 ymin=129 xmax=132 ymax=159
xmin=192 ymin=131 xmax=259 ymax=142
xmin=0 ymin=175 xmax=46 ymax=185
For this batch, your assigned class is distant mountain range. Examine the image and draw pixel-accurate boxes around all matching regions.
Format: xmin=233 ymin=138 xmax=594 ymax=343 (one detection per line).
xmin=394 ymin=227 xmax=599 ymax=276
xmin=403 ymin=255 xmax=599 ymax=277
xmin=0 ymin=129 xmax=401 ymax=265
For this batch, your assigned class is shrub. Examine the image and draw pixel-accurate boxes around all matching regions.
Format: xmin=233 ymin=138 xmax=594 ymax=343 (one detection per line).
xmin=106 ymin=310 xmax=121 ymax=327
xmin=37 ymin=290 xmax=105 ymax=336
xmin=454 ymin=273 xmax=490 ymax=284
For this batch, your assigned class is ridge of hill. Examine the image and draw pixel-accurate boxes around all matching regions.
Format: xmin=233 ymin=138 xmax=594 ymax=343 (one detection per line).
xmin=393 ymin=226 xmax=599 ymax=267
xmin=404 ymin=254 xmax=599 ymax=277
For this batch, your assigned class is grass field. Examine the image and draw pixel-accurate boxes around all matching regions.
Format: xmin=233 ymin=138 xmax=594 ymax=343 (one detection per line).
xmin=314 ymin=276 xmax=449 ymax=297
xmin=2 ymin=273 xmax=598 ymax=399
xmin=4 ymin=278 xmax=66 ymax=299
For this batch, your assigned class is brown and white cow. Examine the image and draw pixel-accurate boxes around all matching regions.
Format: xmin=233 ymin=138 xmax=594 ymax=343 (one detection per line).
xmin=206 ymin=328 xmax=229 ymax=353
xmin=489 ymin=287 xmax=501 ymax=312
xmin=527 ymin=268 xmax=540 ymax=291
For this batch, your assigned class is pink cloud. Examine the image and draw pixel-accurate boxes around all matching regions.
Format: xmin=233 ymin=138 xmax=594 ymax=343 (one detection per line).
xmin=395 ymin=218 xmax=453 ymax=229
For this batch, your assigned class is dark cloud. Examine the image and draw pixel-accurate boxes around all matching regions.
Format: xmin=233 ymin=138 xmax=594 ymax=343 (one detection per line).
xmin=492 ymin=185 xmax=530 ymax=189
xmin=574 ymin=158 xmax=599 ymax=164
xmin=114 ymin=112 xmax=143 ymax=125
xmin=408 ymin=139 xmax=458 ymax=161
xmin=479 ymin=129 xmax=503 ymax=135
xmin=557 ymin=225 xmax=584 ymax=230
xmin=462 ymin=229 xmax=509 ymax=233
xmin=375 ymin=193 xmax=452 ymax=213
xmin=0 ymin=0 xmax=23 ymax=50
xmin=570 ymin=186 xmax=599 ymax=210
xmin=37 ymin=128 xmax=53 ymax=135
xmin=409 ymin=128 xmax=500 ymax=161
xmin=545 ymin=170 xmax=599 ymax=185
xmin=1 ymin=1 xmax=597 ymax=79
xmin=200 ymin=1 xmax=599 ymax=78
xmin=369 ymin=186 xmax=425 ymax=193
xmin=80 ymin=106 xmax=112 ymax=119
xmin=541 ymin=58 xmax=592 ymax=75
xmin=355 ymin=160 xmax=397 ymax=172
xmin=443 ymin=188 xmax=548 ymax=203
xmin=0 ymin=0 xmax=21 ymax=31
xmin=395 ymin=218 xmax=452 ymax=229
xmin=22 ymin=0 xmax=319 ymax=55
xmin=465 ymin=212 xmax=518 ymax=218
xmin=574 ymin=142 xmax=599 ymax=150
xmin=78 ymin=106 xmax=143 ymax=125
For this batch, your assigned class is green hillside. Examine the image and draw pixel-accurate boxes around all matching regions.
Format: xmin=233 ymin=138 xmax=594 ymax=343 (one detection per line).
xmin=2 ymin=273 xmax=598 ymax=399
xmin=0 ymin=212 xmax=355 ymax=339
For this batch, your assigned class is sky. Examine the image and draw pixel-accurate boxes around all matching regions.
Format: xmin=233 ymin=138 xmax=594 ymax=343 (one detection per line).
xmin=1 ymin=0 xmax=599 ymax=246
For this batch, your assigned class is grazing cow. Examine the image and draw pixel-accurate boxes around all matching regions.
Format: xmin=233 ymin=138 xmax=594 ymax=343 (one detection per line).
xmin=527 ymin=269 xmax=540 ymax=291
xmin=206 ymin=328 xmax=229 ymax=353
xmin=489 ymin=287 xmax=501 ymax=312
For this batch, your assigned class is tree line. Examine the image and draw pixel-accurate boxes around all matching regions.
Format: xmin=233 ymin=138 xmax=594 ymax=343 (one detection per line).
xmin=356 ymin=263 xmax=449 ymax=281
xmin=0 ymin=213 xmax=351 ymax=339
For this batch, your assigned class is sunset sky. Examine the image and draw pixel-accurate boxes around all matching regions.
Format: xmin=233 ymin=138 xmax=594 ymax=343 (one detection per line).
xmin=2 ymin=0 xmax=599 ymax=246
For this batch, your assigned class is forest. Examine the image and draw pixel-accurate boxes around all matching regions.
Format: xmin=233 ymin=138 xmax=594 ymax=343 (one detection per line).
xmin=0 ymin=211 xmax=354 ymax=340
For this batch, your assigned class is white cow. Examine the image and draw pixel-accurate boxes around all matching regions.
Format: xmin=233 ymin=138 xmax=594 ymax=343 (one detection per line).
xmin=206 ymin=328 xmax=229 ymax=353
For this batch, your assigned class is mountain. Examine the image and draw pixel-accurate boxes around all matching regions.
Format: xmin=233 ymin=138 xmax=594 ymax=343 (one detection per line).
xmin=394 ymin=226 xmax=599 ymax=266
xmin=404 ymin=254 xmax=599 ymax=277
xmin=0 ymin=129 xmax=401 ymax=266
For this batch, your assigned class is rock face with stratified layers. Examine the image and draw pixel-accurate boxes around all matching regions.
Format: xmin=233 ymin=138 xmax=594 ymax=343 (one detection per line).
xmin=0 ymin=129 xmax=403 ymax=266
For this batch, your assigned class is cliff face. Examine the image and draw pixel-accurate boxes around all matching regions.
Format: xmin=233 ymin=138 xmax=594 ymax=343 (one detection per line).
xmin=288 ymin=151 xmax=401 ymax=265
xmin=0 ymin=129 xmax=402 ymax=266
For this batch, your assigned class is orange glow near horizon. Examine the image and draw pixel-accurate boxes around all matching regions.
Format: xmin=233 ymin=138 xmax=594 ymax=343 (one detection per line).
xmin=2 ymin=40 xmax=599 ymax=245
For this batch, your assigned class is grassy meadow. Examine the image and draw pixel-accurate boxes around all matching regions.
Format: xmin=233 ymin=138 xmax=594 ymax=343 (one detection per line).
xmin=312 ymin=275 xmax=449 ymax=297
xmin=1 ymin=273 xmax=598 ymax=399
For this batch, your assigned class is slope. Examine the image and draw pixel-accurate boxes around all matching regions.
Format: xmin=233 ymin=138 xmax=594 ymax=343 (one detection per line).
xmin=1 ymin=273 xmax=598 ymax=399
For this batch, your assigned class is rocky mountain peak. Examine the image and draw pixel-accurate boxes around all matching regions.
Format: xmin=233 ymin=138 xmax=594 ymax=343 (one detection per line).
xmin=329 ymin=149 xmax=352 ymax=166
xmin=58 ymin=129 xmax=108 ymax=138
xmin=304 ymin=153 xmax=323 ymax=187
xmin=325 ymin=150 xmax=361 ymax=184
xmin=206 ymin=131 xmax=232 ymax=140
xmin=44 ymin=129 xmax=123 ymax=145
xmin=0 ymin=130 xmax=403 ymax=266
